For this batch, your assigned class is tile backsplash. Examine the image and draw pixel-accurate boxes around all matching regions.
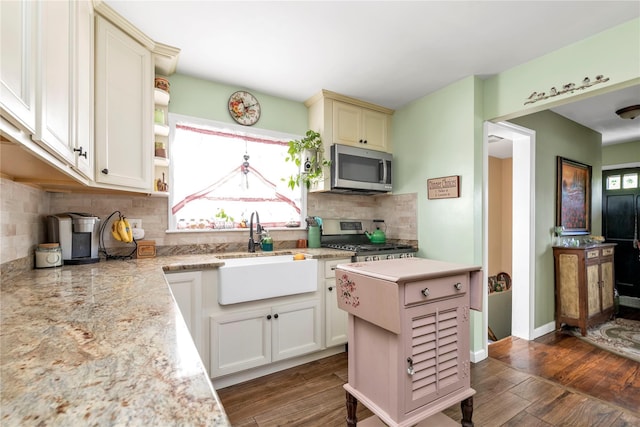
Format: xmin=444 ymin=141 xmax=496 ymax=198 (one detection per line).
xmin=1 ymin=176 xmax=416 ymax=267
xmin=0 ymin=178 xmax=49 ymax=265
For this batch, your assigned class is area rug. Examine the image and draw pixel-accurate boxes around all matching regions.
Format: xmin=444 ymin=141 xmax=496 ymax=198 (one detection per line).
xmin=568 ymin=318 xmax=640 ymax=363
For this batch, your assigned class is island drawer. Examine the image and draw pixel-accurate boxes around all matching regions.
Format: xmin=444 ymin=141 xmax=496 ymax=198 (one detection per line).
xmin=404 ymin=274 xmax=467 ymax=305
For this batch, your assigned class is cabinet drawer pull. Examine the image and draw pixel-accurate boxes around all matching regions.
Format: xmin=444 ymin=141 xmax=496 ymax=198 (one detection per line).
xmin=101 ymin=168 xmax=109 ymax=174
xmin=421 ymin=288 xmax=430 ymax=297
xmin=454 ymin=282 xmax=462 ymax=290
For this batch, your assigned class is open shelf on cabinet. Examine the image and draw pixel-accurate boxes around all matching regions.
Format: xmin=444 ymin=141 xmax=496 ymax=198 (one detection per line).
xmin=154 ymin=156 xmax=169 ymax=167
xmin=154 ymin=88 xmax=170 ymax=106
xmin=154 ymin=123 xmax=170 ymax=136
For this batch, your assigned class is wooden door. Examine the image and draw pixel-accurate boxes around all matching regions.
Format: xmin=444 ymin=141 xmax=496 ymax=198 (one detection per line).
xmin=603 ymin=168 xmax=640 ymax=299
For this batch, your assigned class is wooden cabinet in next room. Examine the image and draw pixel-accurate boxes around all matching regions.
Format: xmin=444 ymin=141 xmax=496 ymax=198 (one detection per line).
xmin=553 ymin=243 xmax=616 ymax=336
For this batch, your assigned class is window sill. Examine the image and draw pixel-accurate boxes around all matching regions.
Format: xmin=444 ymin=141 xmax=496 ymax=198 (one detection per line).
xmin=165 ymin=226 xmax=305 ymax=234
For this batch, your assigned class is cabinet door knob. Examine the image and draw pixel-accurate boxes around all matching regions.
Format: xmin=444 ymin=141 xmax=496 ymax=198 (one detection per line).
xmin=454 ymin=282 xmax=462 ymax=290
xmin=267 ymin=314 xmax=272 ymax=320
xmin=328 ymin=286 xmax=333 ymax=291
xmin=101 ymin=168 xmax=109 ymax=174
xmin=421 ymin=288 xmax=430 ymax=297
xmin=274 ymin=313 xmax=279 ymax=319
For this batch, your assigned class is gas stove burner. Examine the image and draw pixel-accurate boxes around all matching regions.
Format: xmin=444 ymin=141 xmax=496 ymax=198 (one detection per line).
xmin=320 ymin=218 xmax=417 ymax=261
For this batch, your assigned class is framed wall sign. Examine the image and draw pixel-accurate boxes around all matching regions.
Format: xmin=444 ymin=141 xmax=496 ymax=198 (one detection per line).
xmin=556 ymin=156 xmax=591 ymax=235
xmin=427 ymin=175 xmax=460 ymax=199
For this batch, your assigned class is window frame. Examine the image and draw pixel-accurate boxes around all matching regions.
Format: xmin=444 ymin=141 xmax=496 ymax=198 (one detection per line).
xmin=166 ymin=113 xmax=307 ymax=233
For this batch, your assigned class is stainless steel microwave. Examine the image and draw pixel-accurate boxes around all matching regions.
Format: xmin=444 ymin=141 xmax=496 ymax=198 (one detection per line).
xmin=330 ymin=144 xmax=392 ymax=194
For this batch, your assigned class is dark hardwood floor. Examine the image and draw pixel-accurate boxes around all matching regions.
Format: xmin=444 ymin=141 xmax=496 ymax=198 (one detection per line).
xmin=217 ymin=307 xmax=640 ymax=426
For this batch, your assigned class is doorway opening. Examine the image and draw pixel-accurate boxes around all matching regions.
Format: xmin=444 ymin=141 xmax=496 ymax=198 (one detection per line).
xmin=602 ymin=165 xmax=640 ymax=308
xmin=483 ymin=121 xmax=536 ymax=354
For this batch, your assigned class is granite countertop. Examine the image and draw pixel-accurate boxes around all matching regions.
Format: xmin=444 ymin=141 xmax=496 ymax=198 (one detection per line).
xmin=0 ymin=248 xmax=350 ymax=426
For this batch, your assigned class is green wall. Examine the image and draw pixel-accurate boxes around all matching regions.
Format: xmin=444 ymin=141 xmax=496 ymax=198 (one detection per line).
xmin=484 ymin=18 xmax=640 ymax=121
xmin=392 ymin=76 xmax=485 ymax=351
xmin=393 ymin=76 xmax=480 ymax=264
xmin=509 ymin=111 xmax=602 ymax=328
xmin=602 ymin=140 xmax=640 ymax=166
xmin=392 ymin=18 xmax=638 ymax=353
xmin=168 ymin=73 xmax=309 ymax=136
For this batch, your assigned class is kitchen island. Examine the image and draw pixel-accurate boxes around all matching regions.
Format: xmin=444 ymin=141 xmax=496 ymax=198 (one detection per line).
xmin=0 ymin=249 xmax=345 ymax=426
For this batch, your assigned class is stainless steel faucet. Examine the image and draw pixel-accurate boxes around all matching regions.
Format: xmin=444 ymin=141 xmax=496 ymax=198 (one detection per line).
xmin=248 ymin=211 xmax=263 ymax=252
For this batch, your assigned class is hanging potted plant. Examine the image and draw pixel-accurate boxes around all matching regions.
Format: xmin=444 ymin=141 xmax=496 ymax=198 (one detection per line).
xmin=283 ymin=130 xmax=331 ymax=190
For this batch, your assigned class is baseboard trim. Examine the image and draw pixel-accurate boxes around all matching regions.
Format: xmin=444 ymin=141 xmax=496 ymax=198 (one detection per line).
xmin=533 ymin=321 xmax=557 ymax=339
xmin=470 ymin=348 xmax=487 ymax=363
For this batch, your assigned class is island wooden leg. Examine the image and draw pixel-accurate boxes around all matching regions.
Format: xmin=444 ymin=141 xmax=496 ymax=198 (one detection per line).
xmin=461 ymin=396 xmax=473 ymax=427
xmin=346 ymin=391 xmax=358 ymax=426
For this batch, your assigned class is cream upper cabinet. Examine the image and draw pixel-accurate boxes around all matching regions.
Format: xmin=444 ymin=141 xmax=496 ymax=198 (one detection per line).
xmin=1 ymin=0 xmax=94 ymax=180
xmin=332 ymin=100 xmax=390 ymax=152
xmin=0 ymin=0 xmax=37 ymax=133
xmin=306 ymin=90 xmax=393 ymax=154
xmin=35 ymin=0 xmax=74 ymax=164
xmin=94 ymin=15 xmax=152 ymax=191
xmin=73 ymin=0 xmax=94 ymax=180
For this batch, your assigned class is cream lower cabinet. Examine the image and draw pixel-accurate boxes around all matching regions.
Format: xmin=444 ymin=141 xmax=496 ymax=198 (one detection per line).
xmin=323 ymin=258 xmax=351 ymax=347
xmin=94 ymin=14 xmax=152 ymax=191
xmin=165 ymin=271 xmax=203 ymax=356
xmin=210 ymin=298 xmax=321 ymax=377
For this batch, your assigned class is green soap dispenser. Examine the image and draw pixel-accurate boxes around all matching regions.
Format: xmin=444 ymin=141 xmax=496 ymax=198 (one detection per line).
xmin=261 ymin=230 xmax=273 ymax=251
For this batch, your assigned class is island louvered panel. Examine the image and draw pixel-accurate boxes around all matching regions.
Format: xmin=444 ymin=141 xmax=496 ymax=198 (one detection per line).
xmin=406 ymin=298 xmax=465 ymax=413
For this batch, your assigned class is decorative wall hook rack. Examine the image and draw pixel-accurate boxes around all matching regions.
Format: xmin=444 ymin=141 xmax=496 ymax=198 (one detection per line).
xmin=524 ymin=74 xmax=610 ymax=105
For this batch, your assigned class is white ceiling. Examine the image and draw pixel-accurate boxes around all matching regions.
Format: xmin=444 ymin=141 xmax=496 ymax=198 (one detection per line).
xmin=104 ymin=1 xmax=640 ymax=148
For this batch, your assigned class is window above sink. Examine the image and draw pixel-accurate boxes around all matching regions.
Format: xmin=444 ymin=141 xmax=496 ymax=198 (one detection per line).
xmin=168 ymin=114 xmax=306 ymax=231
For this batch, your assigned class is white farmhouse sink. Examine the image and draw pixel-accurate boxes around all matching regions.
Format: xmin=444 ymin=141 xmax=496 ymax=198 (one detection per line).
xmin=217 ymin=255 xmax=318 ymax=305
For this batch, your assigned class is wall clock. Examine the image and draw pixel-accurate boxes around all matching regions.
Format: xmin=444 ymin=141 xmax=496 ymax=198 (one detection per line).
xmin=228 ymin=91 xmax=261 ymax=126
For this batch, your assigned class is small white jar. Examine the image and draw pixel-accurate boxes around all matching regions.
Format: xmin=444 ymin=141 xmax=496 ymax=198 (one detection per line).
xmin=35 ymin=243 xmax=63 ymax=268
